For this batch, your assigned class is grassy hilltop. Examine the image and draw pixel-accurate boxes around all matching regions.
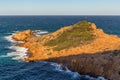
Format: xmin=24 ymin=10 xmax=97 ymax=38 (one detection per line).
xmin=45 ymin=21 xmax=95 ymax=50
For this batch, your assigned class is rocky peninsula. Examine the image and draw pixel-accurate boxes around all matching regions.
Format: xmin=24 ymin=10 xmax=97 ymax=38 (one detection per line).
xmin=12 ymin=21 xmax=120 ymax=80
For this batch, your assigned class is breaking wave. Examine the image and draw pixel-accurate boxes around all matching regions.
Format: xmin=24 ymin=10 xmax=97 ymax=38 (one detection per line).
xmin=7 ymin=46 xmax=28 ymax=60
xmin=50 ymin=62 xmax=106 ymax=80
xmin=4 ymin=31 xmax=28 ymax=61
xmin=35 ymin=30 xmax=48 ymax=36
xmin=4 ymin=30 xmax=48 ymax=61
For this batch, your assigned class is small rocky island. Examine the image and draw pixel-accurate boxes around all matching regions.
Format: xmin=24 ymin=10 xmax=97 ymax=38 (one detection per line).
xmin=12 ymin=21 xmax=120 ymax=80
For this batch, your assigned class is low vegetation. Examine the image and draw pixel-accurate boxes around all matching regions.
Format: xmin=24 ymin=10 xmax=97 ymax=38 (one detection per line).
xmin=44 ymin=20 xmax=95 ymax=51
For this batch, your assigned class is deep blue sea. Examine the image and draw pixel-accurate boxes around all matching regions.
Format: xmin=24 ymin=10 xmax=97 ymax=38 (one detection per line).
xmin=0 ymin=16 xmax=120 ymax=80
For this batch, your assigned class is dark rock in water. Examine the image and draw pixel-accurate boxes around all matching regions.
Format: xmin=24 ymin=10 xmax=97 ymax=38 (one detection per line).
xmin=32 ymin=30 xmax=41 ymax=34
xmin=46 ymin=50 xmax=120 ymax=80
xmin=59 ymin=64 xmax=68 ymax=71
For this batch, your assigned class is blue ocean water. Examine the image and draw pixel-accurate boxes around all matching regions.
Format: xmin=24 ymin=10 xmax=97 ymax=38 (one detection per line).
xmin=0 ymin=16 xmax=120 ymax=80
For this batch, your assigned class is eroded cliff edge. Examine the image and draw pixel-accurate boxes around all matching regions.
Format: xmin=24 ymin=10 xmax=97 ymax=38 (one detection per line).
xmin=12 ymin=21 xmax=120 ymax=80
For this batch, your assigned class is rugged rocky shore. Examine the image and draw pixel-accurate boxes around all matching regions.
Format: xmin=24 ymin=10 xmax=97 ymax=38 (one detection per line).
xmin=47 ymin=50 xmax=120 ymax=80
xmin=12 ymin=21 xmax=120 ymax=80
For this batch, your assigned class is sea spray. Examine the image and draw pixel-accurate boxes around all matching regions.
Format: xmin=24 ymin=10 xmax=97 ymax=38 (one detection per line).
xmin=50 ymin=62 xmax=81 ymax=79
xmin=7 ymin=46 xmax=28 ymax=60
xmin=4 ymin=30 xmax=49 ymax=61
xmin=50 ymin=62 xmax=106 ymax=80
xmin=4 ymin=32 xmax=28 ymax=61
xmin=35 ymin=30 xmax=48 ymax=36
xmin=4 ymin=33 xmax=23 ymax=43
xmin=0 ymin=55 xmax=9 ymax=58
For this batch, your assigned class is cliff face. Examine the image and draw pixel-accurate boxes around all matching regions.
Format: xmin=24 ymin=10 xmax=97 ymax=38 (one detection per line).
xmin=12 ymin=21 xmax=120 ymax=79
xmin=47 ymin=50 xmax=120 ymax=80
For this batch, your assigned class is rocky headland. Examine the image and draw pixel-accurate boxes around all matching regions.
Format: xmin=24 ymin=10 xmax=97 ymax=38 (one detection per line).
xmin=12 ymin=21 xmax=120 ymax=80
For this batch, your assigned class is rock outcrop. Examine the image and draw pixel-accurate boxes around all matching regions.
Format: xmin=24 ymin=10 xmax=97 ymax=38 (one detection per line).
xmin=12 ymin=30 xmax=34 ymax=41
xmin=13 ymin=21 xmax=120 ymax=61
xmin=47 ymin=50 xmax=120 ymax=80
xmin=12 ymin=21 xmax=120 ymax=80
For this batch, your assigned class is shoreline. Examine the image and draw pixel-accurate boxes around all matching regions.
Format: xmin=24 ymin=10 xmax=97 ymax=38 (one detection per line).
xmin=45 ymin=50 xmax=120 ymax=80
xmin=23 ymin=48 xmax=120 ymax=80
xmin=12 ymin=21 xmax=120 ymax=80
xmin=24 ymin=49 xmax=108 ymax=79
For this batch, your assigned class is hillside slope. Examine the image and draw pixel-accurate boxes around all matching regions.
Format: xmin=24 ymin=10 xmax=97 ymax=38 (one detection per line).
xmin=12 ymin=21 xmax=120 ymax=61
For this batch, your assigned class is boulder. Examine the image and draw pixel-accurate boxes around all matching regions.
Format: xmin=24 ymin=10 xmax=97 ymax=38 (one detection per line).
xmin=12 ymin=30 xmax=33 ymax=41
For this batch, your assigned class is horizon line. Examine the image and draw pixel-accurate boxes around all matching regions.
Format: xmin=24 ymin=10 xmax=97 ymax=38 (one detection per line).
xmin=0 ymin=14 xmax=120 ymax=16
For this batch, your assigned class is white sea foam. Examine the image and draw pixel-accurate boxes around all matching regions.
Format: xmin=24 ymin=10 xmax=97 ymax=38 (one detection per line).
xmin=4 ymin=35 xmax=17 ymax=43
xmin=51 ymin=62 xmax=107 ymax=80
xmin=4 ymin=30 xmax=49 ymax=61
xmin=97 ymin=77 xmax=107 ymax=80
xmin=83 ymin=75 xmax=106 ymax=80
xmin=39 ymin=31 xmax=48 ymax=34
xmin=4 ymin=30 xmax=48 ymax=42
xmin=4 ymin=31 xmax=28 ymax=61
xmin=12 ymin=31 xmax=19 ymax=33
xmin=0 ymin=55 xmax=9 ymax=58
xmin=7 ymin=46 xmax=28 ymax=61
xmin=36 ymin=31 xmax=48 ymax=36
xmin=0 ymin=46 xmax=28 ymax=60
xmin=4 ymin=34 xmax=24 ymax=43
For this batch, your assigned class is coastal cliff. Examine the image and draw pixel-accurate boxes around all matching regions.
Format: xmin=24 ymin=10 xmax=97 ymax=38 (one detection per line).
xmin=12 ymin=21 xmax=120 ymax=80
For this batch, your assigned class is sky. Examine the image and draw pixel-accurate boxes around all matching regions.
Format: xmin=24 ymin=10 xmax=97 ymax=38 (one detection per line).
xmin=0 ymin=0 xmax=119 ymax=15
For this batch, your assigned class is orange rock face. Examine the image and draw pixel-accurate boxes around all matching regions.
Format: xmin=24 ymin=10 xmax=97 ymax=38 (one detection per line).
xmin=12 ymin=21 xmax=120 ymax=79
xmin=12 ymin=22 xmax=120 ymax=61
xmin=12 ymin=30 xmax=33 ymax=41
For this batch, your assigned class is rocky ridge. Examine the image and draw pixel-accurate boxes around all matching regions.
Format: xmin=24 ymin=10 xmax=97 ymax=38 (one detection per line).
xmin=12 ymin=21 xmax=120 ymax=61
xmin=12 ymin=21 xmax=120 ymax=79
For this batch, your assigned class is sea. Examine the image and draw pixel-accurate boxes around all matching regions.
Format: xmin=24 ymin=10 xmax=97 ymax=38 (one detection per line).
xmin=0 ymin=16 xmax=120 ymax=80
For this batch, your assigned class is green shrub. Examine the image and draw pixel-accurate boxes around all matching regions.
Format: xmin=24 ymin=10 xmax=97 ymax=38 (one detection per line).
xmin=44 ymin=21 xmax=95 ymax=51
